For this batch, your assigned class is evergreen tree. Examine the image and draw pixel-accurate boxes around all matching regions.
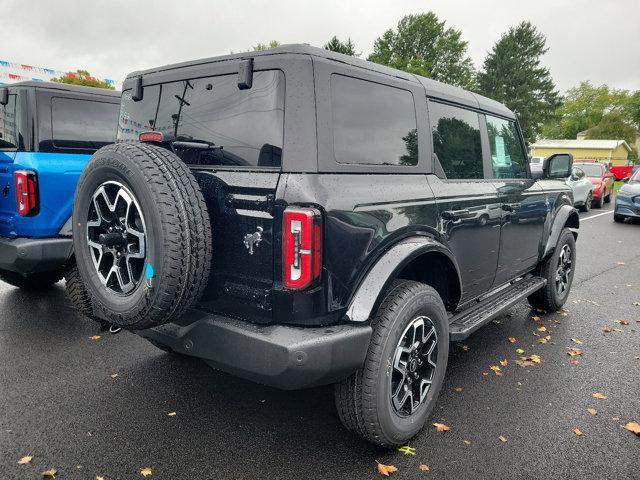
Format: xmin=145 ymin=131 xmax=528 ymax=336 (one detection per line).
xmin=477 ymin=21 xmax=560 ymax=144
xmin=324 ymin=36 xmax=358 ymax=56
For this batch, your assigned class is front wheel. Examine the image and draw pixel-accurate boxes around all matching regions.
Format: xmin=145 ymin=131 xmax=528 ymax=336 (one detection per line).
xmin=528 ymin=228 xmax=576 ymax=311
xmin=614 ymin=214 xmax=626 ymax=223
xmin=334 ymin=280 xmax=449 ymax=447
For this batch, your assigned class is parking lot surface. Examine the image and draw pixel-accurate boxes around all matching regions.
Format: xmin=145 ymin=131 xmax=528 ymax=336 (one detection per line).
xmin=1 ymin=204 xmax=638 ymax=479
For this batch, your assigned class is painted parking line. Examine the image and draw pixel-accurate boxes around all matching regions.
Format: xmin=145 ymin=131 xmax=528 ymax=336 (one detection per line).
xmin=581 ymin=210 xmax=614 ymax=221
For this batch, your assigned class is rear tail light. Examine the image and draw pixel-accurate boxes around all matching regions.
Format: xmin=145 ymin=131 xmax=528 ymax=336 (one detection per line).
xmin=283 ymin=207 xmax=322 ymax=290
xmin=14 ymin=170 xmax=38 ymax=216
xmin=139 ymin=131 xmax=164 ymax=143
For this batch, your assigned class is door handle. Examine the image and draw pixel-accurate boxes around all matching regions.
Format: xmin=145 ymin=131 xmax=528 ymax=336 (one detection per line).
xmin=501 ymin=203 xmax=520 ymax=212
xmin=442 ymin=209 xmax=471 ymax=220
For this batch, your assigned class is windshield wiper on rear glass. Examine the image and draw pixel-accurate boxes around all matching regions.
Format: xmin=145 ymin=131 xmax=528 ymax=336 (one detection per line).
xmin=170 ymin=140 xmax=223 ymax=153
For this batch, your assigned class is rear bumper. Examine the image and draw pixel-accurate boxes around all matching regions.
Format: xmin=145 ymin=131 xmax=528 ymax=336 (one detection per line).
xmin=139 ymin=310 xmax=372 ymax=390
xmin=0 ymin=236 xmax=73 ymax=274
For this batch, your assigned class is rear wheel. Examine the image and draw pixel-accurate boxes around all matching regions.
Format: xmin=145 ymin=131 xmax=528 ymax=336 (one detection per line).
xmin=72 ymin=143 xmax=212 ymax=330
xmin=528 ymin=228 xmax=576 ymax=311
xmin=604 ymin=190 xmax=611 ymax=203
xmin=593 ymin=194 xmax=603 ymax=209
xmin=0 ymin=269 xmax=63 ymax=290
xmin=334 ymin=280 xmax=449 ymax=447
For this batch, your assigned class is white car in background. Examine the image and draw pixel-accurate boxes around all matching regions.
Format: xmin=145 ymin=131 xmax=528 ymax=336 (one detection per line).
xmin=566 ymin=166 xmax=594 ymax=212
xmin=529 ymin=156 xmax=544 ymax=176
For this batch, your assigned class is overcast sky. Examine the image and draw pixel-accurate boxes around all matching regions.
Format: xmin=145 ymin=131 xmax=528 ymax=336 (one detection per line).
xmin=2 ymin=0 xmax=638 ymax=92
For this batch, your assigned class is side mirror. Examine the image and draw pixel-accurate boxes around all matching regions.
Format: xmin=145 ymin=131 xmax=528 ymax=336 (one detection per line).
xmin=543 ymin=153 xmax=573 ymax=179
xmin=622 ymin=176 xmax=630 ymax=183
xmin=0 ymin=87 xmax=8 ymax=106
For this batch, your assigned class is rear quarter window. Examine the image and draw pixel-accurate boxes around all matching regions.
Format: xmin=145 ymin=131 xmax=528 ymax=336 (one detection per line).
xmin=330 ymin=74 xmax=418 ymax=166
xmin=0 ymin=93 xmax=17 ymax=149
xmin=51 ymin=97 xmax=119 ymax=150
xmin=118 ymin=70 xmax=285 ymax=168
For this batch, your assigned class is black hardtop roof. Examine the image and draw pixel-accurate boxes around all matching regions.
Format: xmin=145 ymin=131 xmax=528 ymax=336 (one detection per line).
xmin=125 ymin=44 xmax=514 ymax=119
xmin=6 ymin=81 xmax=120 ymax=97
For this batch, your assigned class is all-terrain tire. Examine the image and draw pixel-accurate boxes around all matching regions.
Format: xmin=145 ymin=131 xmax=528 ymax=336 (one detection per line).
xmin=72 ymin=143 xmax=212 ymax=330
xmin=593 ymin=194 xmax=603 ymax=208
xmin=334 ymin=280 xmax=449 ymax=447
xmin=64 ymin=260 xmax=96 ymax=317
xmin=0 ymin=268 xmax=63 ymax=290
xmin=613 ymin=214 xmax=625 ymax=223
xmin=527 ymin=228 xmax=576 ymax=311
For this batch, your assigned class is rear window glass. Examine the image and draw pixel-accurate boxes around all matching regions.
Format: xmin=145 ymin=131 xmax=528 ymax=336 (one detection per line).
xmin=331 ymin=74 xmax=418 ymax=166
xmin=51 ymin=97 xmax=119 ymax=150
xmin=0 ymin=92 xmax=17 ymax=149
xmin=118 ymin=70 xmax=285 ymax=168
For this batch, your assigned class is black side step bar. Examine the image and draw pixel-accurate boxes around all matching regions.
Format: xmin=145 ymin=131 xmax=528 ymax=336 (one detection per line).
xmin=449 ymin=277 xmax=546 ymax=341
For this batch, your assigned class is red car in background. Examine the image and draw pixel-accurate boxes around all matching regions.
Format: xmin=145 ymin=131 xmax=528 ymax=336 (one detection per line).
xmin=610 ymin=161 xmax=634 ymax=181
xmin=573 ymin=162 xmax=615 ymax=208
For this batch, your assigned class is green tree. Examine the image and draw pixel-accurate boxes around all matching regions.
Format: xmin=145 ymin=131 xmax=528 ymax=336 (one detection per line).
xmin=252 ymin=40 xmax=281 ymax=51
xmin=477 ymin=21 xmax=559 ymax=144
xmin=540 ymin=82 xmax=629 ymax=140
xmin=51 ymin=69 xmax=114 ymax=90
xmin=368 ymin=12 xmax=476 ymax=89
xmin=585 ymin=111 xmax=637 ymax=156
xmin=324 ymin=36 xmax=358 ymax=56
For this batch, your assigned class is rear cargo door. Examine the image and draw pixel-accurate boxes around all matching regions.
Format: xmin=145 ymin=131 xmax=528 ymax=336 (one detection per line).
xmin=0 ymin=90 xmax=19 ymax=236
xmin=118 ymin=66 xmax=287 ymax=322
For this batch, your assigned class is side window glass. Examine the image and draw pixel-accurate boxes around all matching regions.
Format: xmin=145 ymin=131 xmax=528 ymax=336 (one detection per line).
xmin=51 ymin=97 xmax=119 ymax=150
xmin=486 ymin=115 xmax=527 ymax=179
xmin=428 ymin=101 xmax=483 ymax=179
xmin=0 ymin=92 xmax=17 ymax=149
xmin=331 ymin=74 xmax=418 ymax=166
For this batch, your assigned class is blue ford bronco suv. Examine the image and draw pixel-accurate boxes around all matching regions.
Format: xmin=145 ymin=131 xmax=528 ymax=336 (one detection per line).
xmin=71 ymin=46 xmax=578 ymax=446
xmin=0 ymin=82 xmax=119 ymax=291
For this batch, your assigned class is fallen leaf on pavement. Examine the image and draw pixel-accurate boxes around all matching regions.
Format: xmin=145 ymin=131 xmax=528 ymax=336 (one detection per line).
xmin=570 ymin=360 xmax=579 ymax=365
xmin=567 ymin=349 xmax=583 ymax=357
xmin=398 ymin=445 xmax=415 ymax=455
xmin=633 ymin=302 xmax=640 ymax=306
xmin=490 ymin=365 xmax=502 ymax=375
xmin=419 ymin=464 xmax=430 ymax=472
xmin=573 ymin=428 xmax=583 ymax=436
xmin=537 ymin=325 xmax=547 ymax=332
xmin=41 ymin=469 xmax=58 ymax=479
xmin=110 ymin=373 xmax=119 ymax=379
xmin=460 ymin=344 xmax=469 ymax=352
xmin=616 ymin=262 xmax=626 ymax=266
xmin=515 ymin=348 xmax=525 ymax=355
xmin=624 ymin=422 xmax=640 ymax=435
xmin=499 ymin=436 xmax=507 ymax=443
xmin=516 ymin=354 xmax=541 ymax=367
xmin=96 ymin=476 xmax=105 ymax=480
xmin=508 ymin=337 xmax=517 ymax=343
xmin=140 ymin=467 xmax=153 ymax=477
xmin=377 ymin=462 xmax=398 ymax=476
xmin=587 ymin=408 xmax=597 ymax=416
xmin=433 ymin=423 xmax=451 ymax=432
xmin=89 ymin=335 xmax=101 ymax=341
xmin=17 ymin=455 xmax=33 ymax=465
xmin=592 ymin=393 xmax=607 ymax=400
xmin=463 ymin=439 xmax=471 ymax=445
xmin=500 ymin=359 xmax=508 ymax=366
xmin=167 ymin=411 xmax=177 ymax=417
xmin=571 ymin=338 xmax=583 ymax=345
xmin=454 ymin=387 xmax=463 ymax=392
xmin=531 ymin=315 xmax=541 ymax=322
xmin=616 ymin=320 xmax=630 ymax=326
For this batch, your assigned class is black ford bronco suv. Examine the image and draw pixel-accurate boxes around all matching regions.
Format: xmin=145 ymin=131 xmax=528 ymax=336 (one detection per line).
xmin=71 ymin=45 xmax=578 ymax=446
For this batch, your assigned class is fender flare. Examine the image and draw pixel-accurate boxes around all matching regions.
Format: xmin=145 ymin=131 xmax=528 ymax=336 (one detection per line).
xmin=542 ymin=204 xmax=579 ymax=260
xmin=344 ymin=236 xmax=462 ymax=323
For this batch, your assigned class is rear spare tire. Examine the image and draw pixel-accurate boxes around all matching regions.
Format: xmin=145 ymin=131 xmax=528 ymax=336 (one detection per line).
xmin=72 ymin=143 xmax=212 ymax=330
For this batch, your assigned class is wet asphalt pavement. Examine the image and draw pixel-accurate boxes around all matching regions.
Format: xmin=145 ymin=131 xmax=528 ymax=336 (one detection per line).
xmin=1 ymin=203 xmax=639 ymax=480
